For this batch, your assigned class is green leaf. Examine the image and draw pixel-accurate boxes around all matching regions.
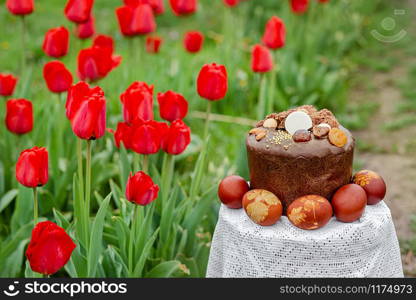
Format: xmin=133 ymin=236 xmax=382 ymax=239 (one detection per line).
xmin=87 ymin=193 xmax=111 ymax=277
xmin=11 ymin=185 xmax=33 ymax=233
xmin=0 ymin=189 xmax=18 ymax=213
xmin=189 ymin=138 xmax=209 ymax=201
xmin=119 ymin=145 xmax=131 ymax=189
xmin=53 ymin=208 xmax=70 ymax=230
xmin=133 ymin=228 xmax=159 ymax=277
xmin=72 ymin=174 xmax=87 ymax=249
xmin=144 ymin=260 xmax=189 ymax=278
xmin=102 ymin=246 xmax=128 ymax=278
xmin=0 ymin=222 xmax=32 ymax=276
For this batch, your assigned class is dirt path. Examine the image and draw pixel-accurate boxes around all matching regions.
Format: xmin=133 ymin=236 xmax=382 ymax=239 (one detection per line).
xmin=351 ymin=1 xmax=416 ymax=275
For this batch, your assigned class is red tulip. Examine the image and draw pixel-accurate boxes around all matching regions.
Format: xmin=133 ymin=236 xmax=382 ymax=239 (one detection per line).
xmin=5 ymin=98 xmax=33 ymax=135
xmin=262 ymin=16 xmax=285 ymax=50
xmin=70 ymin=86 xmax=106 ymax=140
xmin=93 ymin=34 xmax=115 ymax=53
xmin=183 ymin=31 xmax=204 ymax=53
xmin=157 ymin=90 xmax=188 ymax=122
xmin=223 ymin=0 xmax=239 ymax=7
xmin=146 ymin=35 xmax=163 ymax=53
xmin=42 ymin=26 xmax=70 ymax=58
xmin=251 ymin=44 xmax=273 ymax=73
xmin=6 ymin=0 xmax=34 ymax=15
xmin=16 ymin=147 xmax=48 ymax=188
xmin=66 ymin=81 xmax=102 ymax=120
xmin=290 ymin=0 xmax=309 ymax=14
xmin=75 ymin=16 xmax=95 ymax=39
xmin=124 ymin=0 xmax=164 ymax=14
xmin=169 ymin=0 xmax=197 ymax=16
xmin=64 ymin=0 xmax=94 ymax=24
xmin=43 ymin=61 xmax=73 ymax=94
xmin=26 ymin=221 xmax=76 ymax=275
xmin=162 ymin=119 xmax=191 ymax=155
xmin=114 ymin=122 xmax=134 ymax=150
xmin=120 ymin=81 xmax=154 ymax=124
xmin=149 ymin=0 xmax=164 ymax=14
xmin=131 ymin=120 xmax=168 ymax=154
xmin=126 ymin=171 xmax=159 ymax=206
xmin=197 ymin=63 xmax=228 ymax=101
xmin=116 ymin=3 xmax=156 ymax=36
xmin=77 ymin=46 xmax=121 ymax=82
xmin=0 ymin=73 xmax=18 ymax=97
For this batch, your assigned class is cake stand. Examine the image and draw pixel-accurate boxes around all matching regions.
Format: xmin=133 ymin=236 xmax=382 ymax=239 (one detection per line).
xmin=206 ymin=201 xmax=403 ymax=277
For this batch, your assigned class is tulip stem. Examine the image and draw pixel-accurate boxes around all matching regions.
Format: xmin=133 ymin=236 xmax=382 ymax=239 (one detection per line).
xmin=203 ymin=101 xmax=212 ymax=141
xmin=256 ymin=73 xmax=267 ymax=120
xmin=85 ymin=140 xmax=92 ymax=233
xmin=133 ymin=154 xmax=140 ymax=172
xmin=128 ymin=205 xmax=139 ymax=277
xmin=142 ymin=154 xmax=149 ymax=174
xmin=33 ymin=187 xmax=38 ymax=227
xmin=161 ymin=153 xmax=175 ymax=207
xmin=20 ymin=16 xmax=27 ymax=75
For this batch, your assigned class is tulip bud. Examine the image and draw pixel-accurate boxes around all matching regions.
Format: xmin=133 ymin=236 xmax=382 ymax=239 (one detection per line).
xmin=197 ymin=63 xmax=228 ymax=101
xmin=70 ymin=86 xmax=106 ymax=140
xmin=162 ymin=119 xmax=191 ymax=155
xmin=42 ymin=26 xmax=70 ymax=58
xmin=116 ymin=3 xmax=156 ymax=36
xmin=43 ymin=61 xmax=73 ymax=94
xmin=93 ymin=34 xmax=115 ymax=53
xmin=16 ymin=147 xmax=48 ymax=188
xmin=251 ymin=44 xmax=273 ymax=73
xmin=183 ymin=31 xmax=204 ymax=53
xmin=223 ymin=0 xmax=239 ymax=7
xmin=114 ymin=122 xmax=134 ymax=150
xmin=157 ymin=90 xmax=188 ymax=122
xmin=126 ymin=171 xmax=159 ymax=206
xmin=6 ymin=98 xmax=33 ymax=135
xmin=131 ymin=120 xmax=168 ymax=154
xmin=150 ymin=0 xmax=164 ymax=14
xmin=262 ymin=16 xmax=286 ymax=50
xmin=66 ymin=81 xmax=100 ymax=120
xmin=124 ymin=0 xmax=165 ymax=15
xmin=169 ymin=0 xmax=197 ymax=16
xmin=290 ymin=0 xmax=309 ymax=14
xmin=75 ymin=17 xmax=95 ymax=39
xmin=6 ymin=0 xmax=34 ymax=16
xmin=0 ymin=73 xmax=18 ymax=97
xmin=64 ymin=0 xmax=94 ymax=24
xmin=146 ymin=36 xmax=163 ymax=54
xmin=26 ymin=221 xmax=76 ymax=275
xmin=77 ymin=46 xmax=121 ymax=82
xmin=120 ymin=81 xmax=154 ymax=124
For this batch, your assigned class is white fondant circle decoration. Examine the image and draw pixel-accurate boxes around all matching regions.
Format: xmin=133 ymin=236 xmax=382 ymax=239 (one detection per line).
xmin=284 ymin=111 xmax=313 ymax=135
xmin=317 ymin=123 xmax=331 ymax=129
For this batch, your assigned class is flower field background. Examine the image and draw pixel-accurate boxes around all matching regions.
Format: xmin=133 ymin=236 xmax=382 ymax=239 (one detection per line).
xmin=0 ymin=0 xmax=413 ymax=277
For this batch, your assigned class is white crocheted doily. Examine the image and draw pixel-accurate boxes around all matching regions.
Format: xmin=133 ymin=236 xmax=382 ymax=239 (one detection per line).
xmin=206 ymin=201 xmax=403 ymax=278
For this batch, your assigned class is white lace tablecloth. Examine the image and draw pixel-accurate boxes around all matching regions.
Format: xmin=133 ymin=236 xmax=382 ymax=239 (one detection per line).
xmin=206 ymin=201 xmax=403 ymax=278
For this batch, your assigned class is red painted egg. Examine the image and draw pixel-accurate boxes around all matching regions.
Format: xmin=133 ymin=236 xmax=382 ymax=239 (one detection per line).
xmin=218 ymin=175 xmax=249 ymax=209
xmin=287 ymin=195 xmax=333 ymax=230
xmin=353 ymin=170 xmax=386 ymax=205
xmin=332 ymin=184 xmax=367 ymax=223
xmin=242 ymin=189 xmax=282 ymax=226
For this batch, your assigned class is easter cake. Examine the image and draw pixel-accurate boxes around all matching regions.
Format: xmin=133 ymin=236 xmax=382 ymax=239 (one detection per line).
xmin=246 ymin=105 xmax=354 ymax=212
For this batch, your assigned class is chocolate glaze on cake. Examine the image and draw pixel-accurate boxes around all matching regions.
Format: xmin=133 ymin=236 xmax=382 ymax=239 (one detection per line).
xmin=246 ymin=106 xmax=354 ymax=213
